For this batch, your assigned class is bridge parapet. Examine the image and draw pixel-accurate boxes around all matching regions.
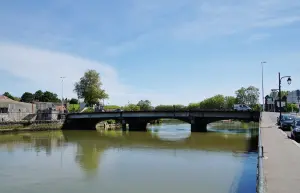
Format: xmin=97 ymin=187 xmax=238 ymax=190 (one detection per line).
xmin=64 ymin=110 xmax=260 ymax=131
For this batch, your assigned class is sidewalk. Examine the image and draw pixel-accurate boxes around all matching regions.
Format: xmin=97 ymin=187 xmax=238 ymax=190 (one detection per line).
xmin=261 ymin=112 xmax=300 ymax=193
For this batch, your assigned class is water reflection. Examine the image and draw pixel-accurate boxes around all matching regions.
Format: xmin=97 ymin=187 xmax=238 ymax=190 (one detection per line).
xmin=0 ymin=124 xmax=258 ymax=193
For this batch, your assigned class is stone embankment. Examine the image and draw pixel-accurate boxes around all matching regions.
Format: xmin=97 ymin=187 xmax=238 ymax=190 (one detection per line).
xmin=0 ymin=120 xmax=63 ymax=133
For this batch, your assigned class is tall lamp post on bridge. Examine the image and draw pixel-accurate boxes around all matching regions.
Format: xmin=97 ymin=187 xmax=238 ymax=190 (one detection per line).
xmin=60 ymin=76 xmax=66 ymax=112
xmin=278 ymin=73 xmax=292 ymax=120
xmin=261 ymin=61 xmax=267 ymax=111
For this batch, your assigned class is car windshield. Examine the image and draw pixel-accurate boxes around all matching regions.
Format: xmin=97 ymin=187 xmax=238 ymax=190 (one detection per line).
xmin=297 ymin=121 xmax=300 ymax=126
xmin=283 ymin=116 xmax=294 ymax=120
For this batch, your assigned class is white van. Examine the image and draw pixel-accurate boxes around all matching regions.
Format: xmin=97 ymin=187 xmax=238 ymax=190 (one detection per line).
xmin=233 ymin=104 xmax=252 ymax=111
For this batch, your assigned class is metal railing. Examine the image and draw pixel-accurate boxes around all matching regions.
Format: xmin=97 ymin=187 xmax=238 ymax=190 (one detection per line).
xmin=256 ymin=115 xmax=265 ymax=193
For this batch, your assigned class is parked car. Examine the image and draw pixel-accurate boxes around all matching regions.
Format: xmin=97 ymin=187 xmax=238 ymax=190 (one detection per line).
xmin=278 ymin=114 xmax=295 ymax=131
xmin=290 ymin=118 xmax=300 ymax=141
xmin=233 ymin=104 xmax=252 ymax=111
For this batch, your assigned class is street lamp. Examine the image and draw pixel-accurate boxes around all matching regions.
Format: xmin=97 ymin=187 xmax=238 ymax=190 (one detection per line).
xmin=261 ymin=61 xmax=267 ymax=111
xmin=278 ymin=72 xmax=291 ymax=120
xmin=60 ymin=77 xmax=66 ymax=112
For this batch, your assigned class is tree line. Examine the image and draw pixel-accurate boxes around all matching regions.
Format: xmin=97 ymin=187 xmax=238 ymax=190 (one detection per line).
xmin=2 ymin=90 xmax=79 ymax=104
xmin=103 ymin=86 xmax=261 ymax=111
xmin=2 ymin=69 xmax=261 ymax=111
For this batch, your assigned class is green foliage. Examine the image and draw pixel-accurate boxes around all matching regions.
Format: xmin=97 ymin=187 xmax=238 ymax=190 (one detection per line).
xmin=3 ymin=92 xmax=15 ymax=100
xmin=235 ymin=86 xmax=259 ymax=106
xmin=20 ymin=92 xmax=34 ymax=103
xmin=199 ymin=94 xmax=225 ymax=109
xmin=278 ymin=91 xmax=289 ymax=99
xmin=123 ymin=104 xmax=140 ymax=111
xmin=224 ymin=96 xmax=236 ymax=109
xmin=188 ymin=102 xmax=200 ymax=110
xmin=155 ymin=105 xmax=175 ymax=111
xmin=68 ymin=104 xmax=80 ymax=112
xmin=74 ymin=69 xmax=108 ymax=106
xmin=154 ymin=105 xmax=188 ymax=111
xmin=82 ymin=107 xmax=94 ymax=113
xmin=173 ymin=104 xmax=188 ymax=110
xmin=19 ymin=90 xmax=60 ymax=103
xmin=69 ymin=98 xmax=79 ymax=104
xmin=40 ymin=91 xmax=60 ymax=102
xmin=137 ymin=100 xmax=152 ymax=110
xmin=104 ymin=105 xmax=121 ymax=110
xmin=34 ymin=90 xmax=43 ymax=101
xmin=287 ymin=103 xmax=299 ymax=112
xmin=251 ymin=104 xmax=262 ymax=111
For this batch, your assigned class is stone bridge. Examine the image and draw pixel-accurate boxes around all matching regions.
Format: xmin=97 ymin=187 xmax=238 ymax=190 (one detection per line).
xmin=62 ymin=110 xmax=260 ymax=132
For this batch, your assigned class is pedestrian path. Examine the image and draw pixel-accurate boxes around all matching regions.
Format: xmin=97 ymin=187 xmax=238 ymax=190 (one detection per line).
xmin=261 ymin=112 xmax=300 ymax=193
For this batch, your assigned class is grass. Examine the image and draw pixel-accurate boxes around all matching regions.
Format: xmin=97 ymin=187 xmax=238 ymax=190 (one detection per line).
xmin=209 ymin=121 xmax=259 ymax=129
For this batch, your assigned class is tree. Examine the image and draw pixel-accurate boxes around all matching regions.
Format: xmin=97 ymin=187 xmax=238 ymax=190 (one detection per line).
xmin=74 ymin=70 xmax=108 ymax=106
xmin=287 ymin=103 xmax=299 ymax=112
xmin=34 ymin=90 xmax=44 ymax=101
xmin=20 ymin=92 xmax=34 ymax=103
xmin=235 ymin=87 xmax=247 ymax=104
xmin=246 ymin=86 xmax=260 ymax=106
xmin=154 ymin=104 xmax=188 ymax=111
xmin=41 ymin=91 xmax=60 ymax=102
xmin=3 ymin=92 xmax=15 ymax=100
xmin=224 ymin=96 xmax=236 ymax=109
xmin=235 ymin=86 xmax=260 ymax=106
xmin=155 ymin=105 xmax=175 ymax=111
xmin=69 ymin=98 xmax=79 ymax=104
xmin=104 ymin=105 xmax=121 ymax=110
xmin=199 ymin=94 xmax=225 ymax=109
xmin=137 ymin=100 xmax=152 ymax=110
xmin=188 ymin=102 xmax=200 ymax=110
xmin=173 ymin=104 xmax=188 ymax=110
xmin=68 ymin=104 xmax=80 ymax=113
xmin=123 ymin=104 xmax=140 ymax=111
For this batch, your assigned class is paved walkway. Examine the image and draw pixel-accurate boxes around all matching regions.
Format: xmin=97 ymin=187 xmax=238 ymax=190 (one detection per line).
xmin=261 ymin=112 xmax=300 ymax=193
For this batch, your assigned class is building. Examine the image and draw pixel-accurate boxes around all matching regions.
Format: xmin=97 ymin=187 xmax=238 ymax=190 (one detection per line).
xmin=33 ymin=102 xmax=67 ymax=121
xmin=265 ymin=89 xmax=300 ymax=112
xmin=287 ymin=90 xmax=300 ymax=104
xmin=0 ymin=95 xmax=36 ymax=122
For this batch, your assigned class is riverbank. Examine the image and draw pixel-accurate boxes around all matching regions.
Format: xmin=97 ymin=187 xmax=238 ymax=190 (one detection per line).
xmin=0 ymin=122 xmax=63 ymax=133
xmin=209 ymin=121 xmax=259 ymax=129
xmin=0 ymin=121 xmax=121 ymax=133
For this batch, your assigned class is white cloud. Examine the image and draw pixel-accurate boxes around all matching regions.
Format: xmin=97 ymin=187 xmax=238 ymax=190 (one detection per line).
xmin=97 ymin=0 xmax=300 ymax=55
xmin=172 ymin=0 xmax=300 ymax=40
xmin=245 ymin=33 xmax=270 ymax=44
xmin=0 ymin=43 xmax=197 ymax=106
xmin=0 ymin=43 xmax=135 ymax=105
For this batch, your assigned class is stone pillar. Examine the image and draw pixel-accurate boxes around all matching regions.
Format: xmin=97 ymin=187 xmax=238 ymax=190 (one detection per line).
xmin=122 ymin=120 xmax=127 ymax=131
xmin=191 ymin=118 xmax=208 ymax=132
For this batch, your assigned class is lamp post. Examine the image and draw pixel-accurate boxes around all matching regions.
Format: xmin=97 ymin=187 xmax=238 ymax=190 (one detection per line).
xmin=60 ymin=77 xmax=66 ymax=112
xmin=261 ymin=61 xmax=267 ymax=111
xmin=278 ymin=72 xmax=292 ymax=120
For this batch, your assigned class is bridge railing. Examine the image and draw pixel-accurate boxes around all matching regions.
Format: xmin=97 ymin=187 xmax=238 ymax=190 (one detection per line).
xmin=256 ymin=115 xmax=265 ymax=193
xmin=70 ymin=109 xmax=260 ymax=114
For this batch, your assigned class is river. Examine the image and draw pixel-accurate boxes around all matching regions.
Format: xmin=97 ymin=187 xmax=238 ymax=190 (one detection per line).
xmin=0 ymin=123 xmax=258 ymax=193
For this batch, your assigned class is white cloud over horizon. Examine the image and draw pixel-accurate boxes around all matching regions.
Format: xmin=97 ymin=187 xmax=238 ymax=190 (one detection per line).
xmin=0 ymin=43 xmax=205 ymax=106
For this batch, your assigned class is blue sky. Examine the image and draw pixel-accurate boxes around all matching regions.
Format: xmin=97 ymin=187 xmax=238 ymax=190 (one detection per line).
xmin=1 ymin=0 xmax=300 ymax=106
